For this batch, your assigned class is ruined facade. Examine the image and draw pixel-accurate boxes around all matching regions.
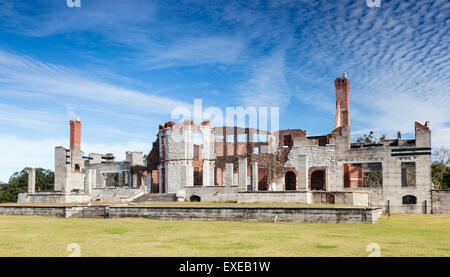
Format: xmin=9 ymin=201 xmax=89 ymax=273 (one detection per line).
xmin=19 ymin=74 xmax=443 ymax=214
xmin=19 ymin=119 xmax=147 ymax=203
xmin=143 ymin=74 xmax=435 ymax=213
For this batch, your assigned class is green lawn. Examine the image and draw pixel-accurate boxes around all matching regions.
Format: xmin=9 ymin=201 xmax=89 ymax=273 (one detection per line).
xmin=0 ymin=214 xmax=449 ymax=257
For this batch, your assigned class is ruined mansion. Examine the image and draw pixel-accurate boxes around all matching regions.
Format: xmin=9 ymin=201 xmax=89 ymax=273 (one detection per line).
xmin=19 ymin=74 xmax=449 ymax=214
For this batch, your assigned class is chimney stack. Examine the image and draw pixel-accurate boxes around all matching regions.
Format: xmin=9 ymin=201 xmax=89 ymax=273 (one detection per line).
xmin=70 ymin=118 xmax=82 ymax=150
xmin=334 ymin=73 xmax=350 ymax=130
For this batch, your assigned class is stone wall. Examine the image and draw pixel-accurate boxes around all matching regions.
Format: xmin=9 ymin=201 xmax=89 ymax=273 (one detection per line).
xmin=238 ymin=191 xmax=311 ymax=204
xmin=91 ymin=187 xmax=145 ymax=203
xmin=343 ymin=187 xmax=383 ymax=207
xmin=109 ymin=206 xmax=382 ymax=224
xmin=0 ymin=205 xmax=85 ymax=218
xmin=236 ymin=191 xmax=369 ymax=206
xmin=432 ymin=190 xmax=450 ymax=214
xmin=311 ymin=191 xmax=369 ymax=206
xmin=284 ymin=145 xmax=336 ymax=190
xmin=17 ymin=192 xmax=91 ymax=203
xmin=85 ymin=162 xmax=131 ymax=189
xmin=185 ymin=186 xmax=239 ymax=202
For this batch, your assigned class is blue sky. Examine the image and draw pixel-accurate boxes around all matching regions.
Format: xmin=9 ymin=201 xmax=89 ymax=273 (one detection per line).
xmin=0 ymin=0 xmax=449 ymax=182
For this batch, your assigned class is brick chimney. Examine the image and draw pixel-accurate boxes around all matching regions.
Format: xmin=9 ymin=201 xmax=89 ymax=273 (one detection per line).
xmin=70 ymin=118 xmax=81 ymax=150
xmin=334 ymin=73 xmax=350 ymax=130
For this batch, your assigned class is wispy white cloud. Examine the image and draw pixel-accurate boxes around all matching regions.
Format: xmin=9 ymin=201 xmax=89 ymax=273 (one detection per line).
xmin=0 ymin=1 xmax=246 ymax=69
xmin=0 ymin=103 xmax=63 ymax=132
xmin=238 ymin=50 xmax=290 ymax=107
xmin=0 ymin=0 xmax=448 ymax=149
xmin=285 ymin=0 xmax=449 ymax=145
xmin=145 ymin=36 xmax=246 ymax=69
xmin=0 ymin=50 xmax=190 ymax=114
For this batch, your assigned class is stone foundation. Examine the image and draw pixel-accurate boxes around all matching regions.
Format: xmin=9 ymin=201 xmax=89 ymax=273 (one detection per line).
xmin=185 ymin=186 xmax=239 ymax=202
xmin=17 ymin=192 xmax=91 ymax=203
xmin=109 ymin=206 xmax=382 ymax=224
xmin=0 ymin=205 xmax=85 ymax=218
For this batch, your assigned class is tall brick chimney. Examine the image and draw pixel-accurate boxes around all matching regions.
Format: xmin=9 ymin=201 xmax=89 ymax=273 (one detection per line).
xmin=70 ymin=117 xmax=81 ymax=150
xmin=334 ymin=73 xmax=350 ymax=130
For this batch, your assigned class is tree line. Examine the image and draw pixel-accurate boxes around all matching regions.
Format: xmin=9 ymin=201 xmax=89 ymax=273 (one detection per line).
xmin=0 ymin=168 xmax=54 ymax=203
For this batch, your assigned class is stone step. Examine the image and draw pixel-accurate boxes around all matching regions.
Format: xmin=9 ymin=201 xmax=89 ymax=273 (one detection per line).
xmin=131 ymin=193 xmax=177 ymax=203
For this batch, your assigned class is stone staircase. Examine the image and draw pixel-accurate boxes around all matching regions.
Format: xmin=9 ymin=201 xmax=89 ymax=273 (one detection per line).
xmin=131 ymin=193 xmax=177 ymax=203
xmin=71 ymin=205 xmax=109 ymax=218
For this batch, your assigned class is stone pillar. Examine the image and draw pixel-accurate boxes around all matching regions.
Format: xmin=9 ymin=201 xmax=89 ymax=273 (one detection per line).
xmin=215 ymin=168 xmax=223 ymax=186
xmin=203 ymin=160 xmax=215 ymax=187
xmin=63 ymin=165 xmax=72 ymax=193
xmin=158 ymin=167 xmax=163 ymax=193
xmin=297 ymin=155 xmax=308 ymax=190
xmin=91 ymin=170 xmax=97 ymax=190
xmin=28 ymin=168 xmax=36 ymax=194
xmin=224 ymin=163 xmax=233 ymax=187
xmin=85 ymin=169 xmax=94 ymax=194
xmin=54 ymin=147 xmax=65 ymax=192
xmin=132 ymin=173 xmax=137 ymax=188
xmin=239 ymin=157 xmax=248 ymax=191
xmin=252 ymin=162 xmax=258 ymax=191
xmin=118 ymin=172 xmax=124 ymax=187
xmin=185 ymin=161 xmax=194 ymax=187
xmin=146 ymin=173 xmax=151 ymax=192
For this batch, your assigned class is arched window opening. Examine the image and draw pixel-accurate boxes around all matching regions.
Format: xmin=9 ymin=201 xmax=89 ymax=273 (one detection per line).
xmin=402 ymin=195 xmax=417 ymax=204
xmin=190 ymin=195 xmax=201 ymax=202
xmin=285 ymin=171 xmax=296 ymax=190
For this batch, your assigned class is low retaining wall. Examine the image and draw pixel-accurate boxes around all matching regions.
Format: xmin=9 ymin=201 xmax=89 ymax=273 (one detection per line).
xmin=237 ymin=191 xmax=370 ymax=206
xmin=311 ymin=191 xmax=369 ymax=206
xmin=17 ymin=192 xmax=91 ymax=204
xmin=237 ymin=191 xmax=311 ymax=204
xmin=91 ymin=187 xmax=145 ymax=202
xmin=432 ymin=190 xmax=450 ymax=214
xmin=109 ymin=206 xmax=382 ymax=224
xmin=0 ymin=205 xmax=85 ymax=218
xmin=0 ymin=205 xmax=383 ymax=223
xmin=184 ymin=186 xmax=239 ymax=202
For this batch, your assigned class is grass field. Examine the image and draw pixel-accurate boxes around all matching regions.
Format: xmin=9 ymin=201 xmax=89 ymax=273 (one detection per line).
xmin=0 ymin=214 xmax=449 ymax=257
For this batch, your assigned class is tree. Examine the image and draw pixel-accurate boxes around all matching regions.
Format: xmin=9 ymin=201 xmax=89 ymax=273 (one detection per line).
xmin=355 ymin=131 xmax=386 ymax=144
xmin=0 ymin=168 xmax=54 ymax=203
xmin=143 ymin=153 xmax=148 ymax=166
xmin=432 ymin=147 xmax=450 ymax=189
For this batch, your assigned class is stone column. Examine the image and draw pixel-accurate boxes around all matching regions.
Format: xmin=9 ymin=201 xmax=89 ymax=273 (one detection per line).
xmin=297 ymin=155 xmax=308 ymax=190
xmin=215 ymin=168 xmax=223 ymax=186
xmin=252 ymin=162 xmax=258 ymax=191
xmin=123 ymin=171 xmax=129 ymax=186
xmin=132 ymin=173 xmax=137 ymax=188
xmin=146 ymin=173 xmax=151 ymax=192
xmin=118 ymin=172 xmax=124 ymax=187
xmin=239 ymin=157 xmax=248 ymax=191
xmin=224 ymin=163 xmax=233 ymax=187
xmin=203 ymin=160 xmax=215 ymax=187
xmin=85 ymin=169 xmax=94 ymax=194
xmin=28 ymin=168 xmax=36 ymax=194
xmin=158 ymin=167 xmax=163 ymax=193
xmin=91 ymin=170 xmax=97 ymax=190
xmin=63 ymin=165 xmax=72 ymax=193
